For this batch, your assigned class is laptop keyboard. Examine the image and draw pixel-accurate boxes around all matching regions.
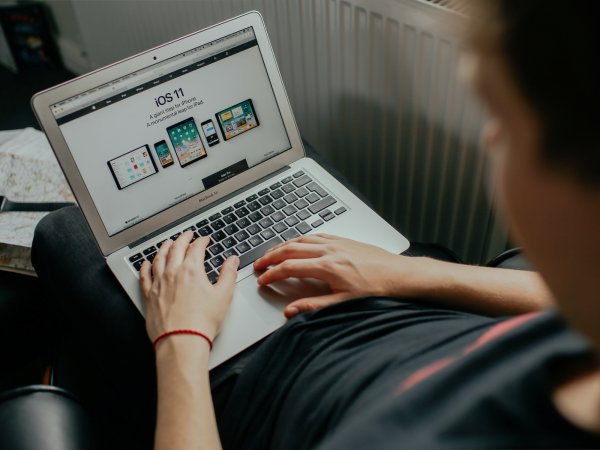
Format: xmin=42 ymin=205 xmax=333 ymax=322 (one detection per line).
xmin=128 ymin=170 xmax=347 ymax=283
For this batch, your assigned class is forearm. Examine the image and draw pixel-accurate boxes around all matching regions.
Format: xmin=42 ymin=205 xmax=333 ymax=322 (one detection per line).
xmin=154 ymin=336 xmax=221 ymax=450
xmin=390 ymin=257 xmax=554 ymax=316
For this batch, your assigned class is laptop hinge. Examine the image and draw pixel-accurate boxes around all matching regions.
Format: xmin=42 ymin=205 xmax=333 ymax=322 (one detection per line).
xmin=129 ymin=164 xmax=292 ymax=249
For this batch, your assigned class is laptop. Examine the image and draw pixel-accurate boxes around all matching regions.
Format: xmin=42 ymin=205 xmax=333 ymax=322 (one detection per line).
xmin=32 ymin=11 xmax=409 ymax=369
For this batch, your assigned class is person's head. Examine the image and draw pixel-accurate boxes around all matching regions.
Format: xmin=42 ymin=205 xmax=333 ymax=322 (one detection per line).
xmin=464 ymin=1 xmax=600 ymax=342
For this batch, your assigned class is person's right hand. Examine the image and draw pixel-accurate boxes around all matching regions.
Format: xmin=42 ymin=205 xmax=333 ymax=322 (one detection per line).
xmin=253 ymin=233 xmax=423 ymax=318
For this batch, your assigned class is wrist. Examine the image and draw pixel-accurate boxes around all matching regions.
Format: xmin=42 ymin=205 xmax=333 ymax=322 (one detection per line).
xmin=155 ymin=333 xmax=211 ymax=365
xmin=387 ymin=256 xmax=454 ymax=299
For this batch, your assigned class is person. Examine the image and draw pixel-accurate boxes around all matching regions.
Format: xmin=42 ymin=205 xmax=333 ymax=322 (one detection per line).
xmin=31 ymin=0 xmax=600 ymax=448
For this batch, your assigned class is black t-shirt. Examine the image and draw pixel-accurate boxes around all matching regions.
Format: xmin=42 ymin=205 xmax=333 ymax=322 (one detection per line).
xmin=215 ymin=298 xmax=600 ymax=449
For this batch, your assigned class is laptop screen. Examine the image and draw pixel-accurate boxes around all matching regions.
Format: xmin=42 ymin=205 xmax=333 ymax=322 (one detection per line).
xmin=50 ymin=27 xmax=291 ymax=236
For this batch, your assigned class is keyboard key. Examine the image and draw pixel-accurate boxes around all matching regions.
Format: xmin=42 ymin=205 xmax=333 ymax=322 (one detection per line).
xmin=248 ymin=211 xmax=263 ymax=223
xmin=156 ymin=240 xmax=168 ymax=248
xmin=212 ymin=219 xmax=225 ymax=230
xmin=209 ymin=243 xmax=224 ymax=255
xmin=183 ymin=225 xmax=196 ymax=232
xmin=273 ymin=222 xmax=288 ymax=233
xmin=281 ymin=176 xmax=294 ymax=184
xmin=236 ymin=217 xmax=251 ymax=229
xmin=259 ymin=217 xmax=274 ymax=229
xmin=305 ymin=193 xmax=320 ymax=203
xmin=296 ymin=186 xmax=309 ymax=197
xmin=270 ymin=189 xmax=284 ymax=199
xmin=335 ymin=206 xmax=347 ymax=215
xmin=236 ymin=207 xmax=250 ymax=218
xmin=234 ymin=200 xmax=246 ymax=208
xmin=258 ymin=188 xmax=270 ymax=196
xmin=224 ymin=224 xmax=239 ymax=235
xmin=294 ymin=198 xmax=309 ymax=210
xmin=223 ymin=213 xmax=236 ymax=224
xmin=319 ymin=209 xmax=332 ymax=218
xmin=281 ymin=228 xmax=300 ymax=241
xmin=283 ymin=205 xmax=298 ymax=216
xmin=249 ymin=235 xmax=264 ymax=247
xmin=246 ymin=194 xmax=258 ymax=202
xmin=221 ymin=206 xmax=234 ymax=215
xmin=207 ymin=271 xmax=218 ymax=285
xmin=198 ymin=225 xmax=213 ymax=236
xmin=293 ymin=175 xmax=312 ymax=188
xmin=259 ymin=195 xmax=273 ymax=205
xmin=247 ymin=224 xmax=261 ymax=235
xmin=129 ymin=253 xmax=143 ymax=262
xmin=311 ymin=219 xmax=324 ymax=228
xmin=146 ymin=252 xmax=157 ymax=262
xmin=209 ymin=213 xmax=221 ymax=221
xmin=235 ymin=241 xmax=251 ymax=254
xmin=270 ymin=182 xmax=282 ymax=190
xmin=285 ymin=216 xmax=300 ymax=227
xmin=260 ymin=228 xmax=276 ymax=240
xmin=296 ymin=222 xmax=312 ymax=234
xmin=282 ymin=184 xmax=295 ymax=194
xmin=221 ymin=237 xmax=237 ymax=249
xmin=170 ymin=232 xmax=181 ymax=241
xmin=133 ymin=260 xmax=145 ymax=271
xmin=238 ymin=236 xmax=283 ymax=269
xmin=323 ymin=213 xmax=335 ymax=221
xmin=196 ymin=219 xmax=208 ymax=228
xmin=260 ymin=205 xmax=275 ymax=216
xmin=307 ymin=182 xmax=328 ymax=197
xmin=234 ymin=230 xmax=250 ymax=242
xmin=204 ymin=262 xmax=212 ymax=273
xmin=247 ymin=201 xmax=261 ymax=211
xmin=297 ymin=209 xmax=311 ymax=220
xmin=211 ymin=230 xmax=226 ymax=242
xmin=308 ymin=196 xmax=336 ymax=215
xmin=293 ymin=170 xmax=304 ymax=178
xmin=211 ymin=256 xmax=224 ymax=268
xmin=272 ymin=199 xmax=286 ymax=210
xmin=283 ymin=193 xmax=298 ymax=204
xmin=271 ymin=211 xmax=285 ymax=222
xmin=143 ymin=246 xmax=156 ymax=255
xmin=191 ymin=232 xmax=200 ymax=242
xmin=223 ymin=249 xmax=238 ymax=259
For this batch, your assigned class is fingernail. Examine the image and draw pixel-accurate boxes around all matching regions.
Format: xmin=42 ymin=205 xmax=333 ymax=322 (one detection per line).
xmin=232 ymin=255 xmax=240 ymax=267
xmin=287 ymin=306 xmax=299 ymax=316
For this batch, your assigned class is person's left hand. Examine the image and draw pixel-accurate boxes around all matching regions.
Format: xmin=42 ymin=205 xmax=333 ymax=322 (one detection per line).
xmin=140 ymin=231 xmax=239 ymax=343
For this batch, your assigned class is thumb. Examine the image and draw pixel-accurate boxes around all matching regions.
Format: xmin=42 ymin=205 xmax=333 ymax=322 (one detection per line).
xmin=217 ymin=255 xmax=240 ymax=290
xmin=284 ymin=292 xmax=350 ymax=319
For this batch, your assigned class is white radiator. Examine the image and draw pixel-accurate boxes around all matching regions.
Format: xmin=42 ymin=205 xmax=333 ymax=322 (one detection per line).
xmin=59 ymin=0 xmax=509 ymax=263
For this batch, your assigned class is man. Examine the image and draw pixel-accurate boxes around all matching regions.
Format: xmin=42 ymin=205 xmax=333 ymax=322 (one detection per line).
xmin=33 ymin=1 xmax=600 ymax=448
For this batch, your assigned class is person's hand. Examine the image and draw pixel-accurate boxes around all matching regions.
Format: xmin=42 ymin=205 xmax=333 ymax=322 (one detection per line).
xmin=253 ymin=233 xmax=410 ymax=318
xmin=140 ymin=231 xmax=240 ymax=343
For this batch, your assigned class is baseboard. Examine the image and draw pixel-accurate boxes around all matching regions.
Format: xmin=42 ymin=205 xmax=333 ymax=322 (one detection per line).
xmin=56 ymin=36 xmax=90 ymax=75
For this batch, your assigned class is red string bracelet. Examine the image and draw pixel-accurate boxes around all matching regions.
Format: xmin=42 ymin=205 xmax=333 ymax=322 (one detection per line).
xmin=152 ymin=329 xmax=213 ymax=351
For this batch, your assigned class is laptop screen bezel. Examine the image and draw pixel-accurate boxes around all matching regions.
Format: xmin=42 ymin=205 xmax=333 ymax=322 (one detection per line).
xmin=31 ymin=11 xmax=304 ymax=257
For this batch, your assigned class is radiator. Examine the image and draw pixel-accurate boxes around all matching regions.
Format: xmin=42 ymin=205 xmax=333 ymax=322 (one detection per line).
xmin=61 ymin=0 xmax=509 ymax=263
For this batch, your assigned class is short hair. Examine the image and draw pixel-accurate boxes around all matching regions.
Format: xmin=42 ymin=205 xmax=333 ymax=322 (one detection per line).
xmin=469 ymin=1 xmax=600 ymax=184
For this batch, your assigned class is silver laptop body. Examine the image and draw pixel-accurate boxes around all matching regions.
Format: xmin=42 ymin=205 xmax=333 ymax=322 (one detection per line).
xmin=32 ymin=11 xmax=409 ymax=369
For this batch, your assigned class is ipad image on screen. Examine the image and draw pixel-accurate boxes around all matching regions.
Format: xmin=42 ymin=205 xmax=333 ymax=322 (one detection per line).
xmin=216 ymin=99 xmax=259 ymax=141
xmin=154 ymin=140 xmax=174 ymax=168
xmin=107 ymin=144 xmax=158 ymax=190
xmin=166 ymin=117 xmax=207 ymax=168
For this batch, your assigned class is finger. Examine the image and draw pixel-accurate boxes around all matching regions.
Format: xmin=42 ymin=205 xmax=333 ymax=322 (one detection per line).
xmin=165 ymin=230 xmax=194 ymax=269
xmin=185 ymin=236 xmax=210 ymax=270
xmin=216 ymin=255 xmax=240 ymax=291
xmin=254 ymin=242 xmax=327 ymax=270
xmin=152 ymin=239 xmax=173 ymax=278
xmin=264 ymin=234 xmax=331 ymax=254
xmin=257 ymin=259 xmax=327 ymax=286
xmin=284 ymin=292 xmax=350 ymax=318
xmin=139 ymin=260 xmax=153 ymax=298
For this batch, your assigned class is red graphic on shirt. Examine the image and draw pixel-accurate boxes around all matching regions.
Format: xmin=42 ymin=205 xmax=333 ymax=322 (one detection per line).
xmin=396 ymin=311 xmax=541 ymax=395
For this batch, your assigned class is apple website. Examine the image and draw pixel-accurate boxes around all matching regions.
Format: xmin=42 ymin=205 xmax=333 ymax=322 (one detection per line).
xmin=51 ymin=27 xmax=291 ymax=236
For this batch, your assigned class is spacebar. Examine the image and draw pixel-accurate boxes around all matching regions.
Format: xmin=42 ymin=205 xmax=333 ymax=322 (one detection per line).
xmin=238 ymin=236 xmax=283 ymax=270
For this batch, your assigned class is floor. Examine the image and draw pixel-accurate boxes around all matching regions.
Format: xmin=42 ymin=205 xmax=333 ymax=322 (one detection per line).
xmin=1 ymin=64 xmax=74 ymax=391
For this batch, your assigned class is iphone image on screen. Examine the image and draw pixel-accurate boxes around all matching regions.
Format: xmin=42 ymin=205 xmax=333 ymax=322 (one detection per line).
xmin=201 ymin=119 xmax=220 ymax=147
xmin=166 ymin=117 xmax=207 ymax=168
xmin=107 ymin=144 xmax=158 ymax=190
xmin=154 ymin=140 xmax=174 ymax=168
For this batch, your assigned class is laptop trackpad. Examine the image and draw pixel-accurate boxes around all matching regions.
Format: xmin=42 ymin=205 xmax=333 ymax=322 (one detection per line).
xmin=239 ymin=273 xmax=331 ymax=326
